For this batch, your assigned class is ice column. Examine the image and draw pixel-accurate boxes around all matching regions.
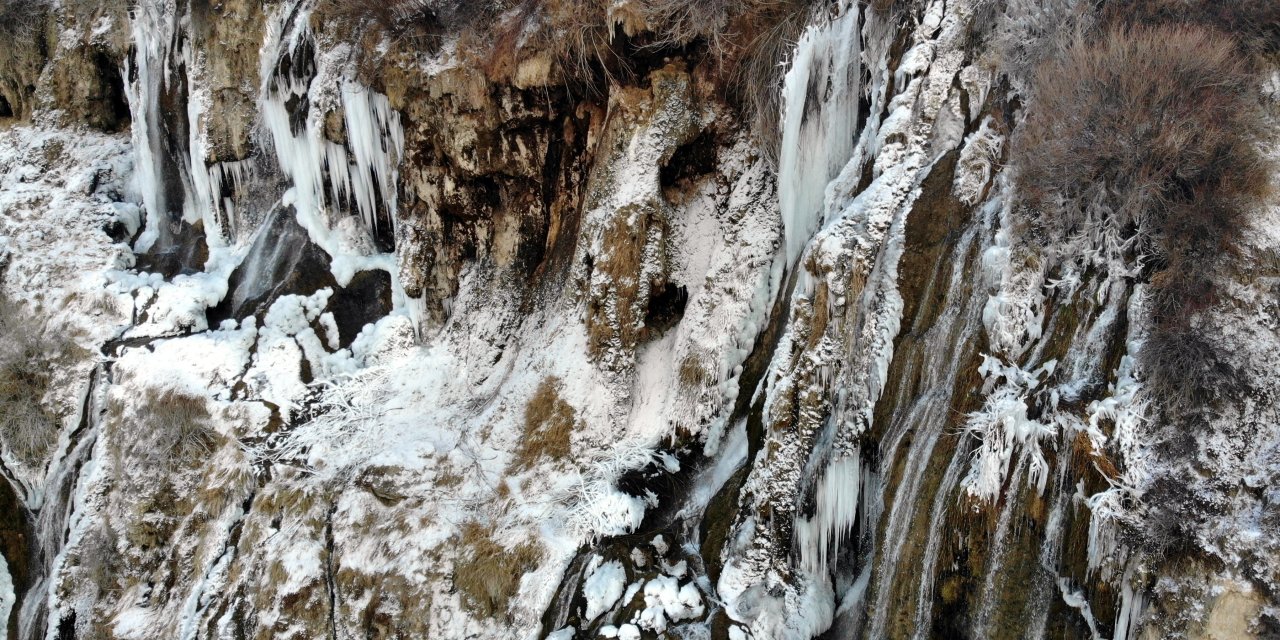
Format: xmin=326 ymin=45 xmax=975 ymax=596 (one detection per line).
xmin=777 ymin=4 xmax=861 ymax=267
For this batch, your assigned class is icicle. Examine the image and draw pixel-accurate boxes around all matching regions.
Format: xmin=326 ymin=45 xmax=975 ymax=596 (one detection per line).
xmin=124 ymin=0 xmax=180 ymax=253
xmin=795 ymin=453 xmax=862 ymax=578
xmin=341 ymin=84 xmax=404 ymax=233
xmin=257 ymin=4 xmax=405 ymax=283
xmin=777 ymin=3 xmax=861 ymax=267
xmin=1112 ymin=563 xmax=1147 ymax=640
xmin=207 ymin=159 xmax=258 ymax=240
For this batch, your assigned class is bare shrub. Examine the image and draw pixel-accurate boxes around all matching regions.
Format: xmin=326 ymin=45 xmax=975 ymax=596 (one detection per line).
xmin=1014 ymin=25 xmax=1257 ymax=252
xmin=453 ymin=521 xmax=541 ymax=619
xmin=539 ymin=0 xmax=617 ymax=89
xmin=511 ymin=377 xmax=575 ymax=471
xmin=0 ymin=0 xmax=47 ymax=39
xmin=1105 ymin=0 xmax=1280 ymax=55
xmin=1012 ymin=23 xmax=1270 ymax=408
xmin=639 ymin=0 xmax=736 ymax=54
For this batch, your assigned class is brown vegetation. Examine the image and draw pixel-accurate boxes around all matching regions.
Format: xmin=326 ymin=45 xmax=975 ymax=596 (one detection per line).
xmin=109 ymin=384 xmax=218 ymax=473
xmin=511 ymin=377 xmax=576 ymax=471
xmin=1105 ymin=0 xmax=1280 ymax=55
xmin=1012 ymin=22 xmax=1269 ymax=409
xmin=142 ymin=387 xmax=219 ymax=467
xmin=0 ymin=302 xmax=86 ymax=467
xmin=453 ymin=521 xmax=542 ymax=619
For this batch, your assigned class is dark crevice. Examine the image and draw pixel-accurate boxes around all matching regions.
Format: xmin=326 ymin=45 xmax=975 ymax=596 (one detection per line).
xmin=93 ymin=52 xmax=131 ymax=132
xmin=659 ymin=129 xmax=718 ymax=203
xmin=642 ymin=282 xmax=688 ymax=338
xmin=324 ymin=502 xmax=339 ymax=640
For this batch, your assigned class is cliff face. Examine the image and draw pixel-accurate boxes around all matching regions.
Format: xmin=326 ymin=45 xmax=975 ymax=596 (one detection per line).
xmin=0 ymin=1 xmax=1277 ymax=639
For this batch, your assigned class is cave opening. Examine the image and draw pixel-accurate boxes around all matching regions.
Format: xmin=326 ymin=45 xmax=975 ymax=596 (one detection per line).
xmin=644 ymin=282 xmax=689 ymax=337
xmin=94 ymin=52 xmax=131 ymax=131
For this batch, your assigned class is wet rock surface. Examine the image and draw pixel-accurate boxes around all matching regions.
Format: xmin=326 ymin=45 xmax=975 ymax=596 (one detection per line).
xmin=0 ymin=0 xmax=1278 ymax=639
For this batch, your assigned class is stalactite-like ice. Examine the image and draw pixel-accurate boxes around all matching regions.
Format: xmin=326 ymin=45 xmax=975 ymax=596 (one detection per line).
xmin=794 ymin=454 xmax=862 ymax=577
xmin=777 ymin=4 xmax=860 ymax=267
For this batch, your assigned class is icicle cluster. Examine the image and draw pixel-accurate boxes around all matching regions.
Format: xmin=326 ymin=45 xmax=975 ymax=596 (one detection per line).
xmin=794 ymin=454 xmax=863 ymax=577
xmin=776 ymin=4 xmax=861 ymax=268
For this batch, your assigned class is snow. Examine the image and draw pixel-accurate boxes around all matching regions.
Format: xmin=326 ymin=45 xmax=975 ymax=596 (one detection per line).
xmin=583 ymin=558 xmax=627 ymax=623
xmin=0 ymin=553 xmax=12 ymax=635
xmin=546 ymin=627 xmax=576 ymax=640
xmin=638 ymin=575 xmax=705 ymax=633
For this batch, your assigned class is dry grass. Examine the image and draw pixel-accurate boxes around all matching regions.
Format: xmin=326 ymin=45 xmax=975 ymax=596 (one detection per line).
xmin=453 ymin=521 xmax=541 ymax=619
xmin=511 ymin=377 xmax=576 ymax=471
xmin=0 ymin=301 xmax=85 ymax=467
xmin=678 ymin=354 xmax=713 ymax=389
xmin=1012 ymin=23 xmax=1270 ymax=409
xmin=120 ymin=386 xmax=218 ymax=472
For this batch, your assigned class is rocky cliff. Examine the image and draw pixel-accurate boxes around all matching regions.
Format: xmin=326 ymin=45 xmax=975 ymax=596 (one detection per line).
xmin=0 ymin=0 xmax=1278 ymax=639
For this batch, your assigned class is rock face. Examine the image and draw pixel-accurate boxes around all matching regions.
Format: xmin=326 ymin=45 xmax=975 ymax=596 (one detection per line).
xmin=0 ymin=0 xmax=1278 ymax=639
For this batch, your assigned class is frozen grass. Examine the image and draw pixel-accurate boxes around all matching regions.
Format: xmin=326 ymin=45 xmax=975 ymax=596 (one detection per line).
xmin=512 ymin=377 xmax=576 ymax=471
xmin=0 ymin=301 xmax=87 ymax=468
xmin=453 ymin=521 xmax=542 ymax=620
xmin=113 ymin=386 xmax=218 ymax=473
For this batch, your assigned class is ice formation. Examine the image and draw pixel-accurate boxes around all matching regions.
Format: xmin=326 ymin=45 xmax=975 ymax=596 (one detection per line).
xmin=3 ymin=0 xmax=1278 ymax=638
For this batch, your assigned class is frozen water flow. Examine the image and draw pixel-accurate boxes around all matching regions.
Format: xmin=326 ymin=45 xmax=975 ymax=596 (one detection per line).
xmin=777 ymin=4 xmax=861 ymax=267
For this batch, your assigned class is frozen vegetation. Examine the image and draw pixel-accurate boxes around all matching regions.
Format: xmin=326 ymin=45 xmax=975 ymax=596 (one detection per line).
xmin=0 ymin=0 xmax=1278 ymax=638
